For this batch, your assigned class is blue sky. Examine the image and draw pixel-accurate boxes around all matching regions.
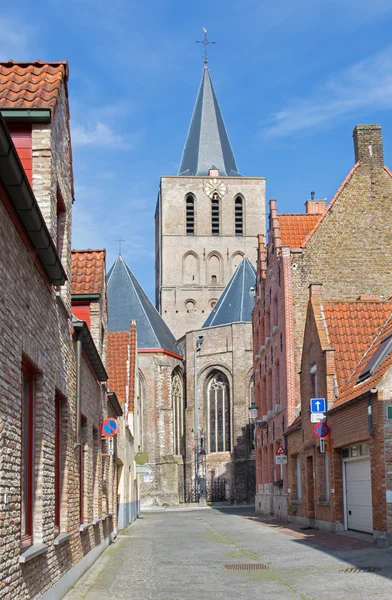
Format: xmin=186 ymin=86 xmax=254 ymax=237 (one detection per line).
xmin=2 ymin=1 xmax=392 ymax=300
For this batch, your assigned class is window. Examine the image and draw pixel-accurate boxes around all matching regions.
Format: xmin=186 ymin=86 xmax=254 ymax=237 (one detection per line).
xmin=235 ymin=196 xmax=243 ymax=235
xmin=172 ymin=370 xmax=183 ymax=455
xmin=310 ymin=364 xmax=317 ymax=397
xmin=56 ymin=188 xmax=66 ymax=258
xmin=296 ymin=455 xmax=302 ymax=500
xmin=211 ymin=275 xmax=217 ymax=284
xmin=186 ymin=194 xmax=195 ymax=235
xmin=211 ymin=193 xmax=220 ymax=235
xmin=54 ymin=392 xmax=65 ymax=534
xmin=21 ymin=365 xmax=35 ymax=547
xmin=208 ymin=372 xmax=230 ymax=452
xmin=357 ymin=333 xmax=392 ymax=383
xmin=80 ymin=416 xmax=88 ymax=524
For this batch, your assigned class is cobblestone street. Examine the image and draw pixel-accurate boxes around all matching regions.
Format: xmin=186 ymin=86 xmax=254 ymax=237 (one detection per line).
xmin=65 ymin=508 xmax=392 ymax=600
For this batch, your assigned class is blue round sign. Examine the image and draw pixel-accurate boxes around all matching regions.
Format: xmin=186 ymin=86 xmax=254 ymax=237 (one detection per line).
xmin=102 ymin=417 xmax=118 ymax=437
xmin=314 ymin=422 xmax=330 ymax=438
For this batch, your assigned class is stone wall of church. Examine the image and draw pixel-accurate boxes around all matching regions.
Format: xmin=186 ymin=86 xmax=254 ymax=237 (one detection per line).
xmin=157 ymin=175 xmax=266 ymax=339
xmin=182 ymin=323 xmax=255 ymax=503
xmin=138 ymin=352 xmax=184 ymax=506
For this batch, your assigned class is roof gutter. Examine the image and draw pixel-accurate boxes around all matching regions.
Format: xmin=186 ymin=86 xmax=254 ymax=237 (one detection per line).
xmin=0 ymin=113 xmax=66 ymax=285
xmin=72 ymin=293 xmax=101 ymax=300
xmin=107 ymin=391 xmax=123 ymax=417
xmin=1 ymin=109 xmax=51 ymax=123
xmin=73 ymin=319 xmax=108 ymax=382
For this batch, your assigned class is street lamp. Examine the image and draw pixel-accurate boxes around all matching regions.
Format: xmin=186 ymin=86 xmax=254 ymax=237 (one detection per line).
xmin=199 ymin=428 xmax=207 ymax=505
xmin=194 ymin=335 xmax=204 ymax=502
xmin=249 ymin=401 xmax=258 ymax=421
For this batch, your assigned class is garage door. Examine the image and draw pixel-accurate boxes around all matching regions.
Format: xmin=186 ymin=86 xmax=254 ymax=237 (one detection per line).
xmin=345 ymin=459 xmax=373 ymax=534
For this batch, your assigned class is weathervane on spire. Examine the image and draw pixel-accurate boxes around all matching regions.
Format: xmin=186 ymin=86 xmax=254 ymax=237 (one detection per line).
xmin=116 ymin=237 xmax=125 ymax=255
xmin=196 ymin=28 xmax=216 ymax=63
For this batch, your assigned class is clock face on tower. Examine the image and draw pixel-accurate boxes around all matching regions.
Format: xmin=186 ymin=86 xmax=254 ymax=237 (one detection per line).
xmin=204 ymin=178 xmax=227 ymax=199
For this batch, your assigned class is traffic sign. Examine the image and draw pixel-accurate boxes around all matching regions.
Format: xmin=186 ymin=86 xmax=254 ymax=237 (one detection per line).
xmin=101 ymin=417 xmax=118 ymax=437
xmin=310 ymin=398 xmax=326 ymax=413
xmin=314 ymin=422 xmax=330 ymax=438
xmin=136 ymin=465 xmax=153 ymax=474
xmin=311 ymin=412 xmax=326 ymax=423
xmin=276 ymin=445 xmax=285 ymax=455
xmin=276 ymin=455 xmax=287 ymax=465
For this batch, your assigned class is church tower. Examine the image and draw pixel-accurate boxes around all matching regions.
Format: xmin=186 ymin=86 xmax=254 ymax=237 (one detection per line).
xmin=156 ymin=61 xmax=266 ymax=340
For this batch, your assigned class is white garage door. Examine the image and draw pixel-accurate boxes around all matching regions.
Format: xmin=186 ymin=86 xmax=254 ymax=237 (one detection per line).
xmin=345 ymin=459 xmax=373 ymax=534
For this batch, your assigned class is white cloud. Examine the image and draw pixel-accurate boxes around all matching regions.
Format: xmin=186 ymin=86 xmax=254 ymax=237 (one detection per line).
xmin=71 ymin=121 xmax=130 ymax=148
xmin=263 ymin=45 xmax=392 ymax=137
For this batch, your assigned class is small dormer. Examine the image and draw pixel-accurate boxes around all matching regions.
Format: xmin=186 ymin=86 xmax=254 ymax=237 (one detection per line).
xmin=0 ymin=61 xmax=74 ymax=294
xmin=71 ymin=250 xmax=107 ymax=362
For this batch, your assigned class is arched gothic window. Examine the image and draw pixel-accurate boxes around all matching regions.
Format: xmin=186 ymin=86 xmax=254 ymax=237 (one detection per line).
xmin=235 ymin=196 xmax=243 ymax=235
xmin=211 ymin=193 xmax=220 ymax=235
xmin=172 ymin=370 xmax=184 ymax=455
xmin=207 ymin=372 xmax=230 ymax=452
xmin=186 ymin=195 xmax=195 ymax=235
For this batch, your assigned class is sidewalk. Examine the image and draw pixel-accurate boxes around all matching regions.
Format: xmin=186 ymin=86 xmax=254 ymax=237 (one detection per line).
xmin=243 ymin=514 xmax=374 ymax=552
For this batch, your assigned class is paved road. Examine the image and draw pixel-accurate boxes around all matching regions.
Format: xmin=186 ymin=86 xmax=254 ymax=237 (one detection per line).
xmin=65 ymin=507 xmax=392 ymax=600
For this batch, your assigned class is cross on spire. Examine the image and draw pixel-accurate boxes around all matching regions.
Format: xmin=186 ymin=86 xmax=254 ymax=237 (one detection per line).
xmin=116 ymin=237 xmax=125 ymax=255
xmin=196 ymin=27 xmax=216 ymax=64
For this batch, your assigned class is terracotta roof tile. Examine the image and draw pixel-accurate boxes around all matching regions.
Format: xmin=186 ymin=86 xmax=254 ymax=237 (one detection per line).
xmin=0 ymin=61 xmax=68 ymax=110
xmin=71 ymin=249 xmax=106 ymax=295
xmin=107 ymin=322 xmax=137 ymax=412
xmin=334 ymin=312 xmax=392 ymax=408
xmin=323 ymin=300 xmax=392 ymax=391
xmin=279 ymin=214 xmax=321 ymax=248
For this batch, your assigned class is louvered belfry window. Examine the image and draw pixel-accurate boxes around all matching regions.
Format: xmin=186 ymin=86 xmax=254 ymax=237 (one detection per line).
xmin=186 ymin=195 xmax=195 ymax=234
xmin=235 ymin=196 xmax=243 ymax=235
xmin=208 ymin=372 xmax=230 ymax=452
xmin=211 ymin=193 xmax=220 ymax=235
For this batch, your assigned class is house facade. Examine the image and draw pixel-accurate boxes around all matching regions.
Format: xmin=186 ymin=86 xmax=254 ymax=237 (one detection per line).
xmin=286 ymin=284 xmax=392 ymax=543
xmin=254 ymin=124 xmax=392 ymax=520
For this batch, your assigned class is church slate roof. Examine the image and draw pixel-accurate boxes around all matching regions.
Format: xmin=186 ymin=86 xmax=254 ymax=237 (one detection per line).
xmin=202 ymin=257 xmax=256 ymax=328
xmin=107 ymin=255 xmax=182 ymax=357
xmin=178 ymin=64 xmax=239 ymax=177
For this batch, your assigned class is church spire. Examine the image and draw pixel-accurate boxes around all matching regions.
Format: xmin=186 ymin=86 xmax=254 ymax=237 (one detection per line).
xmin=178 ymin=64 xmax=240 ymax=177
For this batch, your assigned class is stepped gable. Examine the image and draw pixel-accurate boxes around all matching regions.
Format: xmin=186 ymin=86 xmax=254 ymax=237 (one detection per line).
xmin=71 ymin=249 xmax=106 ymax=295
xmin=0 ymin=60 xmax=68 ymax=110
xmin=107 ymin=255 xmax=182 ymax=357
xmin=178 ymin=63 xmax=239 ymax=176
xmin=202 ymin=257 xmax=255 ymax=328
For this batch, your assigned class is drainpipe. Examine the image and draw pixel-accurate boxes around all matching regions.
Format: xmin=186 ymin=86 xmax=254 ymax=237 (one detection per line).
xmin=75 ymin=328 xmax=82 ymax=449
xmin=368 ymin=391 xmax=375 ymax=436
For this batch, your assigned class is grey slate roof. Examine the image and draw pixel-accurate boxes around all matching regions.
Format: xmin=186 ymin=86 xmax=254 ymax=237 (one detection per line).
xmin=202 ymin=257 xmax=256 ymax=328
xmin=178 ymin=64 xmax=240 ymax=177
xmin=107 ymin=255 xmax=182 ymax=357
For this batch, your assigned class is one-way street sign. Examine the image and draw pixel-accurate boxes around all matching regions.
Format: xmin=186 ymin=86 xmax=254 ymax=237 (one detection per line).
xmin=310 ymin=398 xmax=326 ymax=413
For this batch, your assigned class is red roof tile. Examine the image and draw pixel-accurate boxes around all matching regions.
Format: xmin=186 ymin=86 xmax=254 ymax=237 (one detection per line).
xmin=334 ymin=312 xmax=392 ymax=408
xmin=323 ymin=300 xmax=392 ymax=390
xmin=279 ymin=214 xmax=321 ymax=248
xmin=107 ymin=322 xmax=137 ymax=412
xmin=71 ymin=249 xmax=106 ymax=295
xmin=0 ymin=61 xmax=68 ymax=111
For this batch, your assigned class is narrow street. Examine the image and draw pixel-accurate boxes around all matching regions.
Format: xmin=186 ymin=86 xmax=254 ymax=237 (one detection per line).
xmin=65 ymin=508 xmax=392 ymax=600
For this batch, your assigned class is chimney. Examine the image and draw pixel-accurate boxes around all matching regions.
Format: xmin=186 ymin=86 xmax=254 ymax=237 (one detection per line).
xmin=309 ymin=283 xmax=323 ymax=299
xmin=305 ymin=198 xmax=327 ymax=215
xmin=353 ymin=124 xmax=384 ymax=167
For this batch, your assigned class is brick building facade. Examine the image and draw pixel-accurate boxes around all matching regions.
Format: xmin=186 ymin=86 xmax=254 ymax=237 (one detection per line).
xmin=0 ymin=62 xmax=124 ymax=599
xmin=286 ymin=285 xmax=392 ymax=543
xmin=254 ymin=124 xmax=392 ymax=520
